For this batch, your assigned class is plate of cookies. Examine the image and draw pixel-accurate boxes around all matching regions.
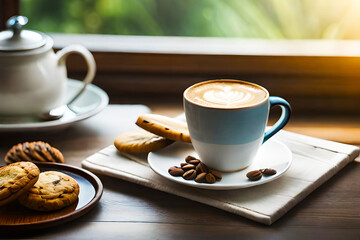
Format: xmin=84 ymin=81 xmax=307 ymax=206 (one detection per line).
xmin=0 ymin=142 xmax=103 ymax=230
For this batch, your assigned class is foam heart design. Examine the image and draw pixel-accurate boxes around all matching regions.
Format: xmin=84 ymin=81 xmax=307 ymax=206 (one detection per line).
xmin=203 ymin=87 xmax=252 ymax=106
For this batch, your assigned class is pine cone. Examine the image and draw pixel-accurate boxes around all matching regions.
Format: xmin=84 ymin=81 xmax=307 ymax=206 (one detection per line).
xmin=5 ymin=141 xmax=65 ymax=164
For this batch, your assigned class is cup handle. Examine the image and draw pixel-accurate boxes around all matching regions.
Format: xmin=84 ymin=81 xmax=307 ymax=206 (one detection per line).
xmin=56 ymin=44 xmax=96 ymax=105
xmin=263 ymin=96 xmax=291 ymax=143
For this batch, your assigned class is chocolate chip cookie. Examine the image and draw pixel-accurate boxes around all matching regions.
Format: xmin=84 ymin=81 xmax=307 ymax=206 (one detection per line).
xmin=18 ymin=171 xmax=79 ymax=212
xmin=0 ymin=162 xmax=40 ymax=206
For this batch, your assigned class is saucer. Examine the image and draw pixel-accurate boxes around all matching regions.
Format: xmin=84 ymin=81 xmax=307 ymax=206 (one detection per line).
xmin=148 ymin=139 xmax=292 ymax=190
xmin=0 ymin=79 xmax=109 ymax=132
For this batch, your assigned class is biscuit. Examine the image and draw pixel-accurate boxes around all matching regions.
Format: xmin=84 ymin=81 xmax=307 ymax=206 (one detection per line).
xmin=136 ymin=114 xmax=191 ymax=143
xmin=5 ymin=141 xmax=65 ymax=164
xmin=18 ymin=171 xmax=79 ymax=212
xmin=114 ymin=129 xmax=174 ymax=153
xmin=0 ymin=162 xmax=40 ymax=206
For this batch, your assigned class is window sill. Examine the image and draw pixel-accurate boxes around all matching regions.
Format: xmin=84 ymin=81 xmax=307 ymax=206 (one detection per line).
xmin=51 ymin=33 xmax=360 ymax=57
xmin=51 ymin=33 xmax=360 ymax=78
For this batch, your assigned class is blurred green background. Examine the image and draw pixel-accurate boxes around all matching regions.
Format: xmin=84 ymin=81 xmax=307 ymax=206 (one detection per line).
xmin=21 ymin=0 xmax=360 ymax=39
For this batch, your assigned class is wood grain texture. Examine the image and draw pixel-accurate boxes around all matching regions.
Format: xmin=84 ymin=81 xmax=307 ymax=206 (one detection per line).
xmin=67 ymin=52 xmax=360 ymax=77
xmin=1 ymin=105 xmax=360 ymax=239
xmin=67 ymin=67 xmax=360 ymax=116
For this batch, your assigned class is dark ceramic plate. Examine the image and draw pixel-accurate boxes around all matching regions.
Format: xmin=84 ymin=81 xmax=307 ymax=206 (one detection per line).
xmin=0 ymin=162 xmax=103 ymax=230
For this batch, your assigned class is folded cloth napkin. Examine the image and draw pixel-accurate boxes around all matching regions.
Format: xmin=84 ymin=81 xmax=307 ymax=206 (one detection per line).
xmin=82 ymin=130 xmax=359 ymax=225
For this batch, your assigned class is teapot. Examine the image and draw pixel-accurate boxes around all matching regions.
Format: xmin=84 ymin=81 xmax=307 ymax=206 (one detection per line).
xmin=0 ymin=16 xmax=96 ymax=116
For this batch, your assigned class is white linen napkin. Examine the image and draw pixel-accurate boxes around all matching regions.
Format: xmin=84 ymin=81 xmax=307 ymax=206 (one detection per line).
xmin=82 ymin=129 xmax=359 ymax=225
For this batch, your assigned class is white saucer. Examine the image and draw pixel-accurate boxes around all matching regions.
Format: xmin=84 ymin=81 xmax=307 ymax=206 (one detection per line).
xmin=0 ymin=79 xmax=109 ymax=132
xmin=148 ymin=140 xmax=292 ymax=190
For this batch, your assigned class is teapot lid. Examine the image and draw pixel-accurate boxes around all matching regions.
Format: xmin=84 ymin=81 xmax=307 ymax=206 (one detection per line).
xmin=0 ymin=16 xmax=47 ymax=51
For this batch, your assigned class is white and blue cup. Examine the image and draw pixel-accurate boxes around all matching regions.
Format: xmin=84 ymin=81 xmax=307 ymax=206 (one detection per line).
xmin=184 ymin=79 xmax=291 ymax=172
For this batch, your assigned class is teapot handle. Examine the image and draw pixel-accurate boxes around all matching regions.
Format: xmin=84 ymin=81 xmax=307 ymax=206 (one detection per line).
xmin=56 ymin=45 xmax=96 ymax=105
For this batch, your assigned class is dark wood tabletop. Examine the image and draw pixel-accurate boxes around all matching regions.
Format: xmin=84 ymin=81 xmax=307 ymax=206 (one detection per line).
xmin=1 ymin=104 xmax=360 ymax=239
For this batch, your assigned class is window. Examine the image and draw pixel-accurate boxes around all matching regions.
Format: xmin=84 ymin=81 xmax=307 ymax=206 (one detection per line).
xmin=2 ymin=0 xmax=360 ymax=116
xmin=20 ymin=0 xmax=360 ymax=39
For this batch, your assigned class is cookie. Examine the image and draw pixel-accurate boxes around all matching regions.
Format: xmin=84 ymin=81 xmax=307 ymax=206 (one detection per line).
xmin=114 ymin=129 xmax=174 ymax=153
xmin=5 ymin=141 xmax=65 ymax=164
xmin=136 ymin=114 xmax=191 ymax=143
xmin=0 ymin=162 xmax=40 ymax=206
xmin=18 ymin=171 xmax=79 ymax=212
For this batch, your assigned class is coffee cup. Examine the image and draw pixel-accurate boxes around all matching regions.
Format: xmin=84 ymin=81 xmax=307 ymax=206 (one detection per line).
xmin=183 ymin=79 xmax=291 ymax=172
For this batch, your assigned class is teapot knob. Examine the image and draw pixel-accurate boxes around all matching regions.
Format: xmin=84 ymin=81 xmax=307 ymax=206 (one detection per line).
xmin=6 ymin=16 xmax=28 ymax=36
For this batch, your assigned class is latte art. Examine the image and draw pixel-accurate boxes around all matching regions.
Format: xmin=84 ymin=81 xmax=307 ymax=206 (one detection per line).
xmin=185 ymin=80 xmax=267 ymax=108
xmin=202 ymin=86 xmax=252 ymax=106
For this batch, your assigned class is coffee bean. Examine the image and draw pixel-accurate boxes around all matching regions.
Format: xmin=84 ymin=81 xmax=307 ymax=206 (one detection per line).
xmin=246 ymin=170 xmax=262 ymax=181
xmin=180 ymin=163 xmax=188 ymax=168
xmin=182 ymin=164 xmax=195 ymax=171
xmin=183 ymin=169 xmax=197 ymax=180
xmin=168 ymin=156 xmax=224 ymax=184
xmin=168 ymin=166 xmax=184 ymax=176
xmin=188 ymin=159 xmax=200 ymax=165
xmin=195 ymin=164 xmax=201 ymax=173
xmin=195 ymin=172 xmax=207 ymax=183
xmin=211 ymin=170 xmax=222 ymax=181
xmin=185 ymin=155 xmax=197 ymax=163
xmin=206 ymin=173 xmax=216 ymax=184
xmin=260 ymin=168 xmax=277 ymax=176
xmin=196 ymin=162 xmax=210 ymax=174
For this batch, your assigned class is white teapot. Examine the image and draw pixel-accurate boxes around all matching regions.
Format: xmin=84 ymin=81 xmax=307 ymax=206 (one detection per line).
xmin=0 ymin=16 xmax=96 ymax=117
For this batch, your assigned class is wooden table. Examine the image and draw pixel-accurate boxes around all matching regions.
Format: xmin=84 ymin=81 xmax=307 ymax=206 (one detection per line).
xmin=1 ymin=104 xmax=360 ymax=239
